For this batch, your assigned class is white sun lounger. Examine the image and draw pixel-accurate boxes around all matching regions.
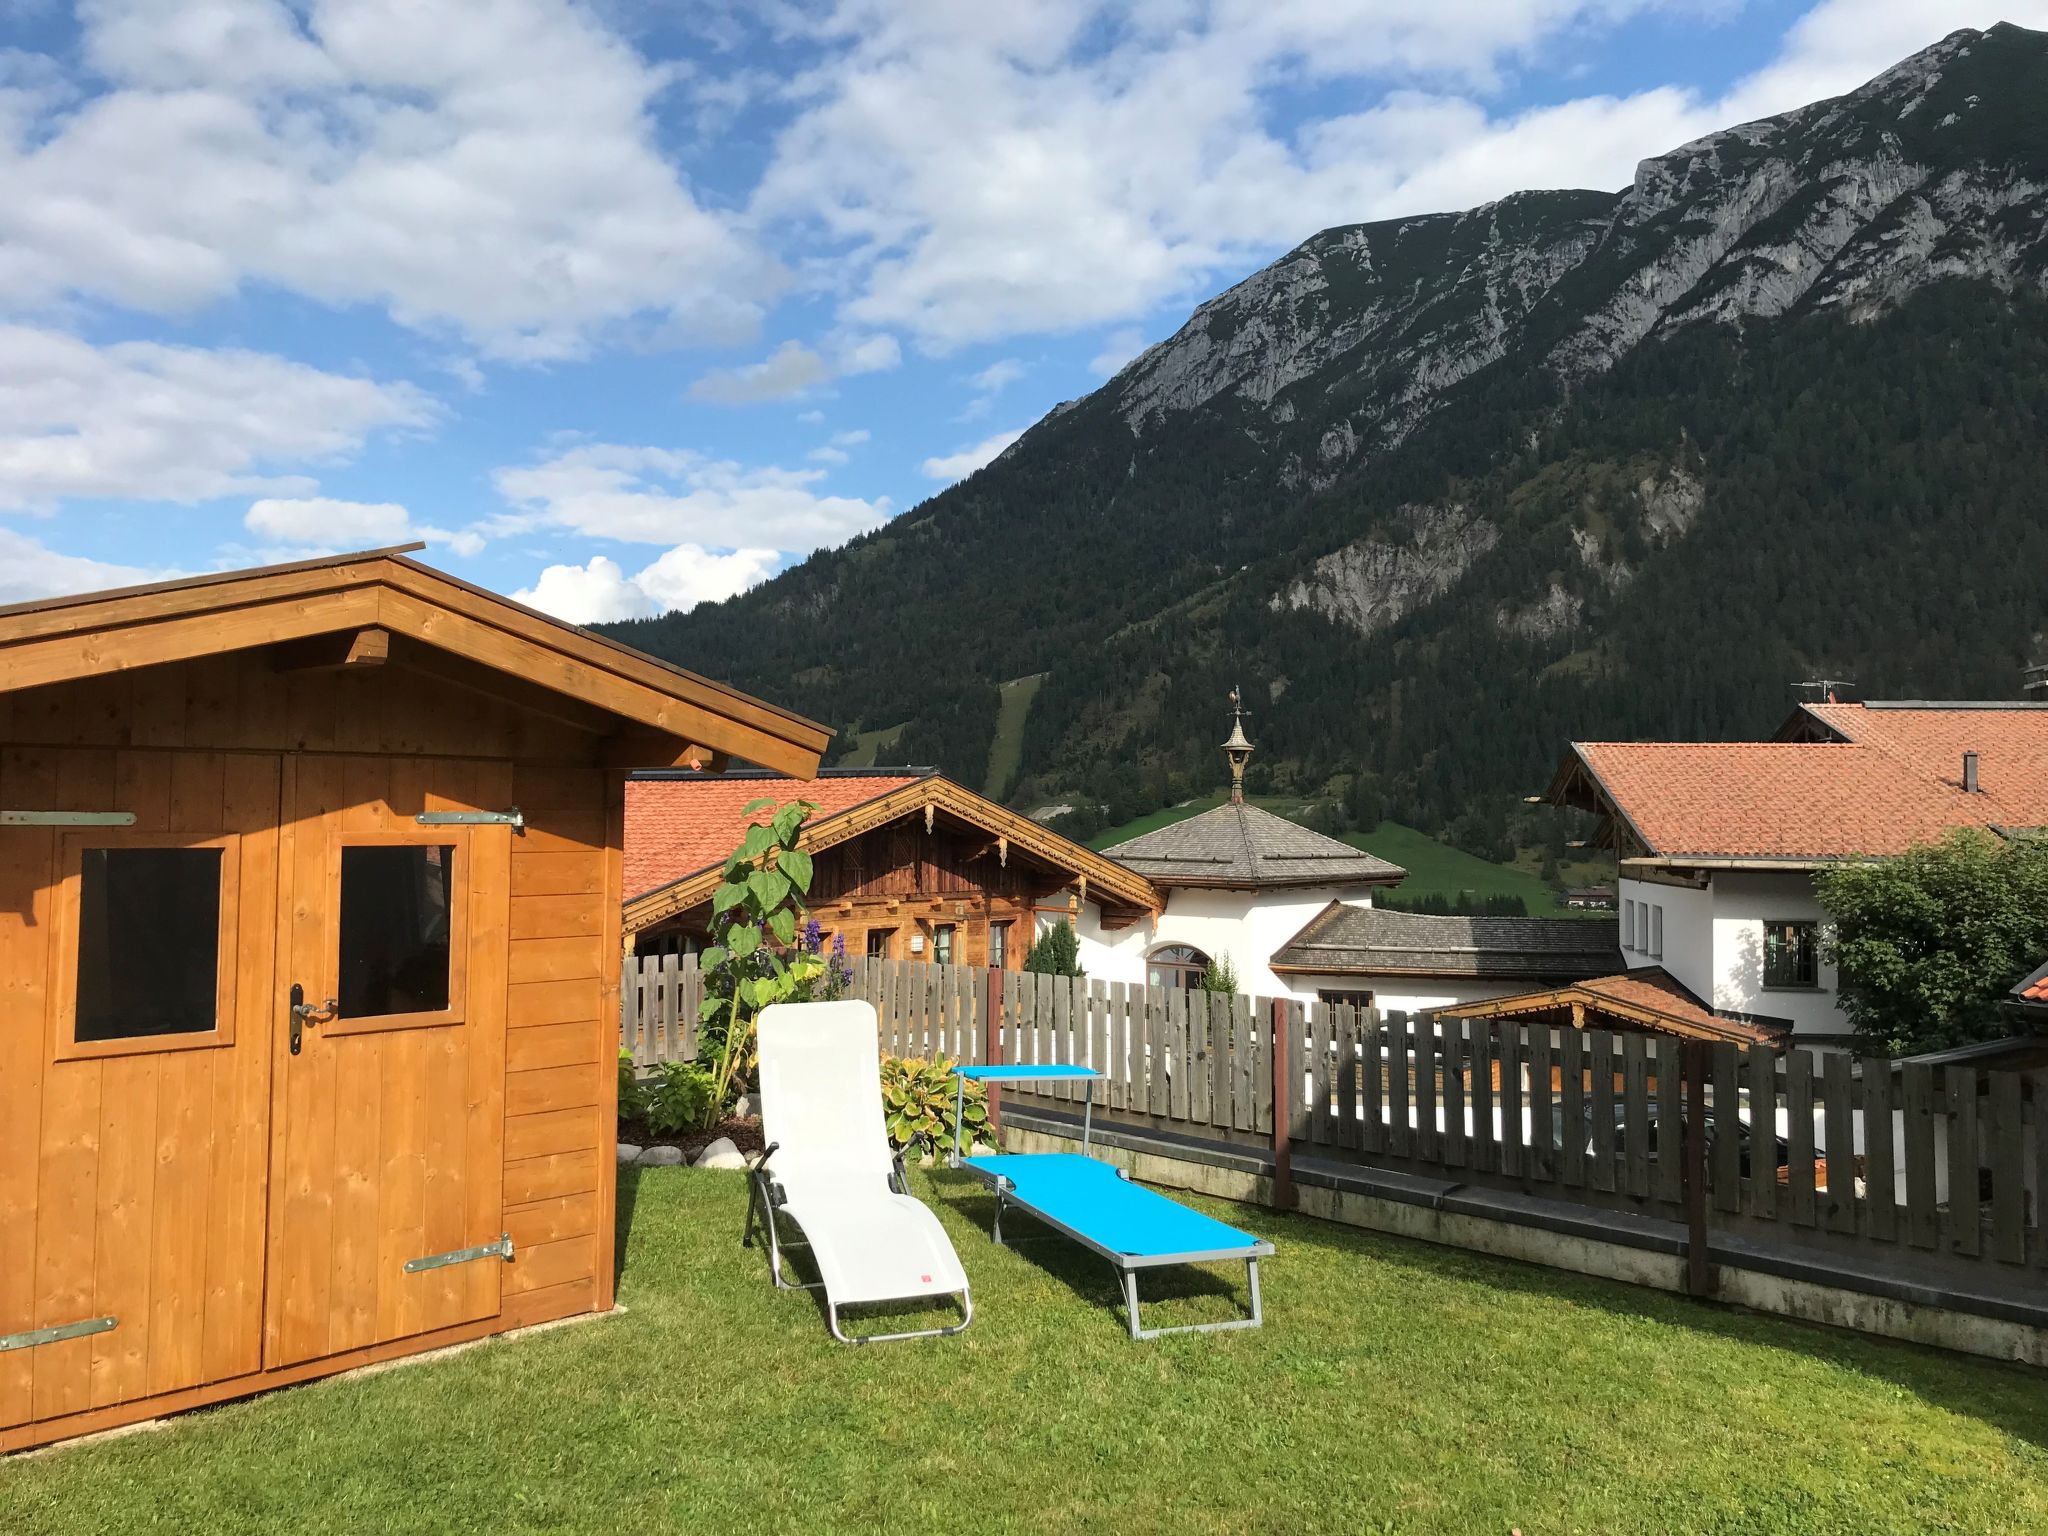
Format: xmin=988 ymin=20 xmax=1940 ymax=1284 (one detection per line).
xmin=742 ymin=1000 xmax=972 ymax=1344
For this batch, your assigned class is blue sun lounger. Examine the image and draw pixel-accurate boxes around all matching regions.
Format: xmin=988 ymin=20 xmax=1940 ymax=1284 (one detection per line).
xmin=949 ymin=1065 xmax=1272 ymax=1339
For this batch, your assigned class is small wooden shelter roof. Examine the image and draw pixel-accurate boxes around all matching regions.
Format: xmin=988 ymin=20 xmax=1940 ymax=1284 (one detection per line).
xmin=0 ymin=545 xmax=832 ymax=776
xmin=623 ymin=769 xmax=1159 ymax=934
xmin=1442 ymin=967 xmax=1789 ymax=1046
xmin=1271 ymin=903 xmax=1621 ymax=981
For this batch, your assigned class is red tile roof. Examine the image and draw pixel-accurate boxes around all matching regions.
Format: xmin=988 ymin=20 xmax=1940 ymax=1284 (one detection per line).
xmin=625 ymin=772 xmax=924 ymax=899
xmin=1567 ymin=705 xmax=2048 ymax=860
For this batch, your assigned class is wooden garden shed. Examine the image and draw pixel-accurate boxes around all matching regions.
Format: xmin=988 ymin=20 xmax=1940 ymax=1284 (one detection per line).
xmin=0 ymin=546 xmax=828 ymax=1453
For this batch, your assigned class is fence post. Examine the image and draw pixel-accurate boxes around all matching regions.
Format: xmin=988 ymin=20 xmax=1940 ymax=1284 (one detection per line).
xmin=1684 ymin=1040 xmax=1712 ymax=1297
xmin=1270 ymin=998 xmax=1295 ymax=1210
xmin=984 ymin=965 xmax=1005 ymax=1140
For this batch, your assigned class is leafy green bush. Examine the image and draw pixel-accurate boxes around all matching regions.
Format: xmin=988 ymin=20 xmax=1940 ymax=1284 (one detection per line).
xmin=880 ymin=1055 xmax=987 ymax=1160
xmin=618 ymin=1049 xmax=648 ymax=1124
xmin=644 ymin=1061 xmax=719 ymax=1136
xmin=1198 ymin=951 xmax=1239 ymax=993
xmin=1023 ymin=920 xmax=1084 ymax=977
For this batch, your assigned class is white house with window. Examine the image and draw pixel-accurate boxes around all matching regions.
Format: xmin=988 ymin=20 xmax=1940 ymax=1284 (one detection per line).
xmin=1545 ymin=699 xmax=2048 ymax=1048
xmin=1050 ymin=704 xmax=1622 ymax=1013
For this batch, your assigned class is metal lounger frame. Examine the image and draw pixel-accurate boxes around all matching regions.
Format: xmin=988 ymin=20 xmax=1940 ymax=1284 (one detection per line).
xmin=970 ymin=1164 xmax=1270 ymax=1341
xmin=742 ymin=1142 xmax=972 ymax=1345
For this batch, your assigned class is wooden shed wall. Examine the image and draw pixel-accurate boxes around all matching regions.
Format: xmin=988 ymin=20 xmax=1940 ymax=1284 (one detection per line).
xmin=1 ymin=654 xmax=621 ymax=1450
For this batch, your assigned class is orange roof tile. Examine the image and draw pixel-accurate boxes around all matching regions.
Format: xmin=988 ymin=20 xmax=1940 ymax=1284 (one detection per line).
xmin=625 ymin=771 xmax=924 ymax=899
xmin=1569 ymin=706 xmax=2048 ymax=860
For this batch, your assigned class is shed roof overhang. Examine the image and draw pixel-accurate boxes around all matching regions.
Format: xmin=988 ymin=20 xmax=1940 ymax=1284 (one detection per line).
xmin=623 ymin=774 xmax=1160 ymax=935
xmin=1440 ymin=978 xmax=1787 ymax=1047
xmin=0 ymin=545 xmax=832 ymax=777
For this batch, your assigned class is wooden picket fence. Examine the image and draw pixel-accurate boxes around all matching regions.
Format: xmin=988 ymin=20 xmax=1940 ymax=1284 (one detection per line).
xmin=620 ymin=954 xmax=2047 ymax=1275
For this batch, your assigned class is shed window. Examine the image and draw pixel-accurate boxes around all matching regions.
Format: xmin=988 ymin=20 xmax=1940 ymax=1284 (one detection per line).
xmin=1762 ymin=921 xmax=1819 ymax=989
xmin=933 ymin=924 xmax=956 ymax=966
xmin=866 ymin=929 xmax=893 ymax=959
xmin=989 ymin=921 xmax=1010 ymax=970
xmin=338 ymin=845 xmax=455 ymax=1019
xmin=74 ymin=847 xmax=225 ymax=1043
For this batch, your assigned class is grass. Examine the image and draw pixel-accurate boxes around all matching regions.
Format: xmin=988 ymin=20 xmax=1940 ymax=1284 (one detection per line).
xmin=983 ymin=673 xmax=1046 ymax=801
xmin=1342 ymin=821 xmax=1580 ymax=917
xmin=7 ymin=1170 xmax=2046 ymax=1535
xmin=1088 ymin=800 xmax=1592 ymax=917
xmin=836 ymin=721 xmax=907 ymax=768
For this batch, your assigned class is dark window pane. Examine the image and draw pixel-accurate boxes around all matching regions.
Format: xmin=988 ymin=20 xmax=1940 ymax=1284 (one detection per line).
xmin=339 ymin=845 xmax=455 ymax=1019
xmin=866 ymin=929 xmax=892 ymax=958
xmin=933 ymin=924 xmax=955 ymax=965
xmin=989 ymin=923 xmax=1008 ymax=970
xmin=76 ymin=848 xmax=223 ymax=1043
xmin=1763 ymin=921 xmax=1818 ymax=988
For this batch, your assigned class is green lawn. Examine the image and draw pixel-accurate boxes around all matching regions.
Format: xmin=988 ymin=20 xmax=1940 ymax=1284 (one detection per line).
xmin=835 ymin=721 xmax=907 ymax=768
xmin=7 ymin=1171 xmax=2045 ymax=1535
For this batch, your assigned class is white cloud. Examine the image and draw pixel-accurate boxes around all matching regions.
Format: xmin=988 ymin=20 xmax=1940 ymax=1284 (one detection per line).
xmin=688 ymin=340 xmax=833 ymax=403
xmin=0 ymin=0 xmax=776 ymax=360
xmin=0 ymin=527 xmax=175 ymax=605
xmin=748 ymin=1 xmax=2048 ymax=350
xmin=512 ymin=544 xmax=781 ymax=624
xmin=921 ymin=428 xmax=1024 ymax=483
xmin=830 ymin=428 xmax=871 ymax=447
xmin=833 ymin=333 xmax=902 ymax=374
xmin=807 ymin=445 xmax=850 ymax=465
xmin=970 ymin=358 xmax=1025 ymax=392
xmin=0 ymin=326 xmax=434 ymax=511
xmin=492 ymin=441 xmax=891 ymax=551
xmin=1087 ymin=327 xmax=1146 ymax=377
xmin=243 ymin=496 xmax=485 ymax=558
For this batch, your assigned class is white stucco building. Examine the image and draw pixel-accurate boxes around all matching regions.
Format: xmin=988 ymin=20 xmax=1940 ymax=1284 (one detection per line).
xmin=1049 ymin=703 xmax=1622 ymax=1013
xmin=1547 ymin=699 xmax=2048 ymax=1048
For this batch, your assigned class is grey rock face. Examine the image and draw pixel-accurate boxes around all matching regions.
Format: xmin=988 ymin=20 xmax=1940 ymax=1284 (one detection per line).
xmin=1271 ymin=503 xmax=1499 ymax=637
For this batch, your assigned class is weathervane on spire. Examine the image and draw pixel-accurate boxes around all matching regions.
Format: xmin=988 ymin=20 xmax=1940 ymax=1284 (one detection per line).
xmin=1223 ymin=686 xmax=1255 ymax=806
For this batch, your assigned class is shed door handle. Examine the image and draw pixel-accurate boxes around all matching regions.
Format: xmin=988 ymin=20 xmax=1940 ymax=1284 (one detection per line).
xmin=289 ymin=984 xmax=338 ymax=1055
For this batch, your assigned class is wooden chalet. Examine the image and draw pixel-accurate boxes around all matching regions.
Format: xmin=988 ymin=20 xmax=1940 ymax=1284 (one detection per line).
xmin=624 ymin=769 xmax=1157 ymax=967
xmin=0 ymin=546 xmax=829 ymax=1454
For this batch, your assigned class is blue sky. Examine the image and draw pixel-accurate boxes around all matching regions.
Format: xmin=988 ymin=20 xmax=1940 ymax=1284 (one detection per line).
xmin=3 ymin=0 xmax=2041 ymax=619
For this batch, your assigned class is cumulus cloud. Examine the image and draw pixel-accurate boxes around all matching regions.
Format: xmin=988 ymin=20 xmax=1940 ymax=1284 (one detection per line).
xmin=747 ymin=0 xmax=2048 ymax=350
xmin=688 ymin=340 xmax=833 ymax=403
xmin=492 ymin=441 xmax=891 ymax=552
xmin=243 ymin=496 xmax=485 ymax=557
xmin=921 ymin=428 xmax=1024 ymax=483
xmin=512 ymin=545 xmax=781 ymax=624
xmin=0 ymin=0 xmax=776 ymax=360
xmin=0 ymin=326 xmax=434 ymax=511
xmin=969 ymin=359 xmax=1025 ymax=392
xmin=1087 ymin=327 xmax=1147 ymax=377
xmin=0 ymin=527 xmax=174 ymax=605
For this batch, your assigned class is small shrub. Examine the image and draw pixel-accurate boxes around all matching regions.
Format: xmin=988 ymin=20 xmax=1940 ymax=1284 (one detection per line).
xmin=1198 ymin=951 xmax=1239 ymax=993
xmin=880 ymin=1055 xmax=987 ymax=1160
xmin=644 ymin=1060 xmax=719 ymax=1136
xmin=618 ymin=1049 xmax=648 ymax=1123
xmin=1024 ymin=920 xmax=1085 ymax=977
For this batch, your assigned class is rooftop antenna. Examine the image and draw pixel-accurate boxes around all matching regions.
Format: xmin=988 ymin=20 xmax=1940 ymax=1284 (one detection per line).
xmin=1792 ymin=677 xmax=1855 ymax=705
xmin=1223 ymin=686 xmax=1255 ymax=806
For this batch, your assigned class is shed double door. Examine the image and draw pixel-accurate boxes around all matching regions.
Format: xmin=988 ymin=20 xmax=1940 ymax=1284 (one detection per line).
xmin=2 ymin=748 xmax=510 ymax=1433
xmin=266 ymin=755 xmax=512 ymax=1367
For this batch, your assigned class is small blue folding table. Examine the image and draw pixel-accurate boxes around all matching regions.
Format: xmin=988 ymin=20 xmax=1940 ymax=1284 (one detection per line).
xmin=949 ymin=1064 xmax=1272 ymax=1339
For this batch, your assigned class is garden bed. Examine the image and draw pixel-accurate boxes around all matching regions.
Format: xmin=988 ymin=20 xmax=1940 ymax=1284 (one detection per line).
xmin=615 ymin=1114 xmax=766 ymax=1162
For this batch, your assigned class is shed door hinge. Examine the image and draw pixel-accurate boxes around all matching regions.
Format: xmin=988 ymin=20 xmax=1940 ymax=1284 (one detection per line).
xmin=0 ymin=1316 xmax=116 ymax=1352
xmin=403 ymin=1233 xmax=515 ymax=1274
xmin=1 ymin=811 xmax=137 ymax=827
xmin=414 ymin=807 xmax=524 ymax=831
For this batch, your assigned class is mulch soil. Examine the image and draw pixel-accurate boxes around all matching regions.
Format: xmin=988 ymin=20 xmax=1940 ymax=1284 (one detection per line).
xmin=616 ymin=1115 xmax=766 ymax=1160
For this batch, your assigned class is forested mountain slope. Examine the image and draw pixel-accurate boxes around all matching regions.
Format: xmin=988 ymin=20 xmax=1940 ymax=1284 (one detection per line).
xmin=606 ymin=24 xmax=2048 ymax=847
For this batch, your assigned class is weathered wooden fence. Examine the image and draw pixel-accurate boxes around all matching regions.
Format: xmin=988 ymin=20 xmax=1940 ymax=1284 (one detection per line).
xmin=621 ymin=955 xmax=2047 ymax=1276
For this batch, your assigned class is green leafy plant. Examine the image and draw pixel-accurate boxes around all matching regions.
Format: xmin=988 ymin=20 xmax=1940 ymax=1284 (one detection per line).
xmin=1815 ymin=828 xmax=2048 ymax=1054
xmin=696 ymin=798 xmax=823 ymax=1120
xmin=880 ymin=1055 xmax=988 ymax=1160
xmin=618 ymin=1048 xmax=649 ymax=1124
xmin=1023 ymin=920 xmax=1085 ymax=977
xmin=643 ymin=1060 xmax=719 ymax=1137
xmin=1198 ymin=951 xmax=1239 ymax=993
